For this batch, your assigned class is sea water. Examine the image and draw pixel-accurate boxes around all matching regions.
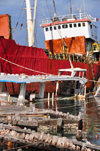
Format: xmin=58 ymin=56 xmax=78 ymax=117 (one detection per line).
xmin=58 ymin=96 xmax=100 ymax=146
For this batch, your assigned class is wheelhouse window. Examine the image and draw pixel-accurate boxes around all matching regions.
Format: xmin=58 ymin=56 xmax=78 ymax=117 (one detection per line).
xmin=90 ymin=24 xmax=92 ymax=29
xmin=45 ymin=27 xmax=49 ymax=31
xmin=50 ymin=26 xmax=52 ymax=31
xmin=82 ymin=22 xmax=85 ymax=27
xmin=66 ymin=24 xmax=68 ymax=28
xmin=69 ymin=24 xmax=72 ymax=28
xmin=78 ymin=23 xmax=81 ymax=27
xmin=62 ymin=24 xmax=68 ymax=28
xmin=54 ymin=26 xmax=57 ymax=30
xmin=74 ymin=23 xmax=77 ymax=27
xmin=58 ymin=25 xmax=61 ymax=29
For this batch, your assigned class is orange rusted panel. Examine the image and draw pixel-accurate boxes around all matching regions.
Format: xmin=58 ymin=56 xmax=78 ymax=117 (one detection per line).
xmin=45 ymin=36 xmax=86 ymax=55
xmin=0 ymin=14 xmax=12 ymax=39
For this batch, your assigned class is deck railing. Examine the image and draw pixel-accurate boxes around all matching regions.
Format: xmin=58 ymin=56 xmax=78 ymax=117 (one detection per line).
xmin=44 ymin=50 xmax=99 ymax=64
xmin=41 ymin=13 xmax=96 ymax=25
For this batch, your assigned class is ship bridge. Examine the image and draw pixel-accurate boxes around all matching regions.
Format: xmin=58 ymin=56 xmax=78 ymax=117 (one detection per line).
xmin=41 ymin=13 xmax=98 ymax=41
xmin=41 ymin=13 xmax=98 ymax=55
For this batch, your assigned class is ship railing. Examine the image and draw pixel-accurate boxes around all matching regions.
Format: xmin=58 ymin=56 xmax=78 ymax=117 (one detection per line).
xmin=41 ymin=13 xmax=96 ymax=25
xmin=48 ymin=52 xmax=97 ymax=64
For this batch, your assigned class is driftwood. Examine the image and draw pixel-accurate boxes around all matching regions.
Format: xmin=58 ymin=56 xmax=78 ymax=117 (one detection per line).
xmin=0 ymin=124 xmax=100 ymax=151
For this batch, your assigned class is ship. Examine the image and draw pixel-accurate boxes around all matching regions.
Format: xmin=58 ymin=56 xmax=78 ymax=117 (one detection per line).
xmin=0 ymin=0 xmax=100 ymax=96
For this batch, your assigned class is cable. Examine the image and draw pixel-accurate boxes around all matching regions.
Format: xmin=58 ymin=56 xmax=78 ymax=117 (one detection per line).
xmin=0 ymin=56 xmax=52 ymax=75
xmin=12 ymin=0 xmax=25 ymax=33
xmin=46 ymin=0 xmax=52 ymax=20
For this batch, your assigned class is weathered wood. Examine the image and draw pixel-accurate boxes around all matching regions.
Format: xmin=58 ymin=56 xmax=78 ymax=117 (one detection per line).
xmin=0 ymin=124 xmax=100 ymax=151
xmin=72 ymin=139 xmax=100 ymax=151
xmin=0 ymin=106 xmax=78 ymax=133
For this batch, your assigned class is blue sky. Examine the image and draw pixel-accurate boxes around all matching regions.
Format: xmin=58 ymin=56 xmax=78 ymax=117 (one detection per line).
xmin=0 ymin=0 xmax=100 ymax=48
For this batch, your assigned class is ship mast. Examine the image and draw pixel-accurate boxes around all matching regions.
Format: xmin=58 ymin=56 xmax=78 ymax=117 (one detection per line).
xmin=32 ymin=0 xmax=37 ymax=47
xmin=53 ymin=0 xmax=57 ymax=17
xmin=69 ymin=0 xmax=73 ymax=19
xmin=25 ymin=0 xmax=37 ymax=47
xmin=25 ymin=0 xmax=33 ymax=46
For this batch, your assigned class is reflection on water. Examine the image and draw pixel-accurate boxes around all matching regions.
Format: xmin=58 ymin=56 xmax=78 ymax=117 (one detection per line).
xmin=85 ymin=97 xmax=100 ymax=145
xmin=27 ymin=96 xmax=100 ymax=146
xmin=57 ymin=96 xmax=100 ymax=145
xmin=58 ymin=99 xmax=82 ymax=115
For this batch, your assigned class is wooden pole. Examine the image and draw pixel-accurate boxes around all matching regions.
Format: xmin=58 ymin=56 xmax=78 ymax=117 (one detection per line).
xmin=48 ymin=93 xmax=50 ymax=109
xmin=52 ymin=92 xmax=54 ymax=108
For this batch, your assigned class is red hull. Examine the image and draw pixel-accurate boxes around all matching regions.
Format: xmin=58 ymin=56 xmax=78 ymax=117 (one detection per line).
xmin=0 ymin=38 xmax=100 ymax=94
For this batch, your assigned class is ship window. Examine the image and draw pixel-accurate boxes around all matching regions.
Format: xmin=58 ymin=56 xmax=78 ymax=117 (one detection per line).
xmin=62 ymin=24 xmax=68 ymax=28
xmin=82 ymin=22 xmax=85 ymax=27
xmin=69 ymin=24 xmax=72 ymax=28
xmin=66 ymin=24 xmax=68 ymax=28
xmin=58 ymin=25 xmax=61 ymax=29
xmin=74 ymin=23 xmax=77 ymax=27
xmin=78 ymin=23 xmax=81 ymax=27
xmin=50 ymin=26 xmax=52 ymax=31
xmin=45 ymin=27 xmax=49 ymax=31
xmin=54 ymin=26 xmax=56 ymax=30
xmin=90 ymin=25 xmax=92 ymax=29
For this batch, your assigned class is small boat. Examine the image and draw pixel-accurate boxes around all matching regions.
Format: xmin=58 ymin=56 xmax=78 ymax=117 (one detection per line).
xmin=57 ymin=67 xmax=87 ymax=96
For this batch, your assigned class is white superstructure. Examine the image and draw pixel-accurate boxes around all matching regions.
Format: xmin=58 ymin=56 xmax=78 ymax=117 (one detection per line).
xmin=41 ymin=13 xmax=98 ymax=41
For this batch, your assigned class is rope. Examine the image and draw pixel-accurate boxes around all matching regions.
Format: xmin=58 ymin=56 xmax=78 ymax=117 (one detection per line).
xmin=46 ymin=0 xmax=52 ymax=20
xmin=0 ymin=56 xmax=52 ymax=75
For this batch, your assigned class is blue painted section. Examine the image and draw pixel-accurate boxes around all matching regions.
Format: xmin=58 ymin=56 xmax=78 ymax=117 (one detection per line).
xmin=0 ymin=80 xmax=26 ymax=83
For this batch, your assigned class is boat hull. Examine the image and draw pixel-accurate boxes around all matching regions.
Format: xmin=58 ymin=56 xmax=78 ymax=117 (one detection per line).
xmin=0 ymin=38 xmax=99 ymax=95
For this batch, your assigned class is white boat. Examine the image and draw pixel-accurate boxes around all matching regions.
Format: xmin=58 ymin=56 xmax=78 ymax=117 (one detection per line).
xmin=57 ymin=67 xmax=87 ymax=96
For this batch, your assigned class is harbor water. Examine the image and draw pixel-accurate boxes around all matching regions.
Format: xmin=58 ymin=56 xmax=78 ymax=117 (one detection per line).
xmin=58 ymin=96 xmax=100 ymax=146
xmin=1 ymin=96 xmax=100 ymax=150
xmin=38 ymin=95 xmax=100 ymax=145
